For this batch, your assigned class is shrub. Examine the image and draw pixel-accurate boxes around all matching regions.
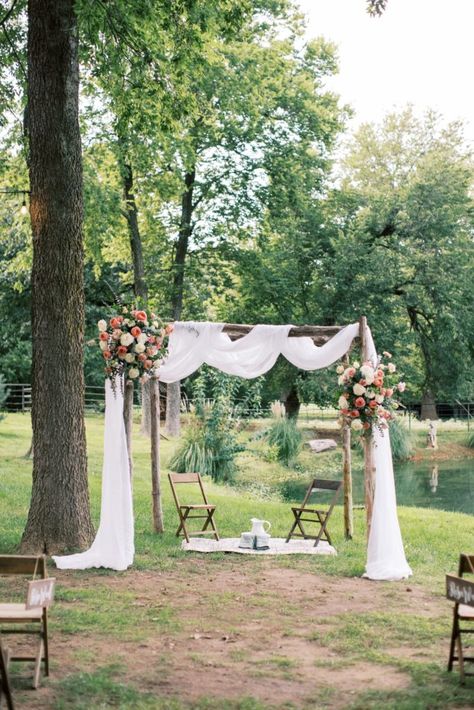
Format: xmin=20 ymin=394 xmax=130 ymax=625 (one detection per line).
xmin=169 ymin=370 xmax=244 ymax=483
xmin=389 ymin=417 xmax=412 ymax=461
xmin=266 ymin=417 xmax=302 ymax=467
xmin=466 ymin=431 xmax=474 ymax=449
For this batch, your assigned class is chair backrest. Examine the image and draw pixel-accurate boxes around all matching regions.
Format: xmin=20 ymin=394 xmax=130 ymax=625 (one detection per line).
xmin=0 ymin=555 xmax=47 ymax=579
xmin=459 ymin=554 xmax=474 ymax=577
xmin=168 ymin=472 xmax=209 ymax=507
xmin=301 ymin=479 xmax=342 ymax=508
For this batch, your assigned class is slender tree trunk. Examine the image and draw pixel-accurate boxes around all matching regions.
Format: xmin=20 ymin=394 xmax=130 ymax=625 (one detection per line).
xmin=120 ymin=154 xmax=148 ymax=305
xmin=281 ymin=384 xmax=300 ymax=419
xmin=21 ymin=0 xmax=93 ymax=553
xmin=166 ymin=169 xmax=195 ymax=437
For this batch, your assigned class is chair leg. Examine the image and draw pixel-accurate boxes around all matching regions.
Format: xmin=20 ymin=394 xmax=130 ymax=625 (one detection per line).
xmin=0 ymin=642 xmax=15 ymax=710
xmin=43 ymin=614 xmax=49 ymax=677
xmin=208 ymin=510 xmax=219 ymax=541
xmin=448 ymin=613 xmax=458 ymax=672
xmin=32 ymin=637 xmax=44 ymax=689
xmin=314 ymin=513 xmax=332 ymax=547
xmin=457 ymin=634 xmax=465 ymax=684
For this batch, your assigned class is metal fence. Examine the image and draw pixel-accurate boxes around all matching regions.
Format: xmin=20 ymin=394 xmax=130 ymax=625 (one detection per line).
xmin=2 ymin=383 xmax=474 ymax=430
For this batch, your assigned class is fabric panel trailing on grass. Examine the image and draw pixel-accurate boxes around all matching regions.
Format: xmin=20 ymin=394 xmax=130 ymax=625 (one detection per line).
xmin=53 ymin=379 xmax=134 ymax=571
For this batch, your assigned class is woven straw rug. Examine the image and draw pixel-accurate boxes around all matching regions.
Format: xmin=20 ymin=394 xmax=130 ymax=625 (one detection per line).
xmin=181 ymin=537 xmax=336 ymax=555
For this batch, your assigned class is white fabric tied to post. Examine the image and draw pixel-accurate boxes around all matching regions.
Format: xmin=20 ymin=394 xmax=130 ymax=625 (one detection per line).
xmin=52 ymin=320 xmax=411 ymax=580
xmin=53 ymin=379 xmax=134 ymax=572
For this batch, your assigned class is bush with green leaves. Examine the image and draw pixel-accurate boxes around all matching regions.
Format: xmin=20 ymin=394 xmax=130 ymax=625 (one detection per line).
xmin=266 ymin=416 xmax=302 ymax=467
xmin=389 ymin=416 xmax=412 ymax=461
xmin=466 ymin=430 xmax=474 ymax=449
xmin=169 ymin=369 xmax=244 ymax=483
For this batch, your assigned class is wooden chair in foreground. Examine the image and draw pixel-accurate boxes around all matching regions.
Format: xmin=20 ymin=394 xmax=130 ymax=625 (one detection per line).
xmin=0 ymin=555 xmax=55 ymax=689
xmin=286 ymin=478 xmax=343 ymax=548
xmin=447 ymin=553 xmax=474 ymax=682
xmin=168 ymin=473 xmax=220 ymax=543
xmin=0 ymin=636 xmax=14 ymax=710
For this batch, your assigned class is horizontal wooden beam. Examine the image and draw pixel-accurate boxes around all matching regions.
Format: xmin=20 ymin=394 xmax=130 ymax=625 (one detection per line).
xmin=222 ymin=323 xmax=352 ymax=343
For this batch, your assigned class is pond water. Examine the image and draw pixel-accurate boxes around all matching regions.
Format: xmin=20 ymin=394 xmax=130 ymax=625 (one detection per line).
xmin=280 ymin=459 xmax=474 ymax=516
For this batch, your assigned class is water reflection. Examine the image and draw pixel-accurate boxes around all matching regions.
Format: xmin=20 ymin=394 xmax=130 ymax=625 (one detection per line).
xmin=279 ymin=460 xmax=474 ymax=515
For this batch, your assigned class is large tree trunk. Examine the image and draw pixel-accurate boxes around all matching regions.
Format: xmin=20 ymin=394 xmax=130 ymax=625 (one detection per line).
xmin=166 ymin=169 xmax=195 ymax=437
xmin=420 ymin=390 xmax=438 ymax=421
xmin=21 ymin=0 xmax=94 ymax=553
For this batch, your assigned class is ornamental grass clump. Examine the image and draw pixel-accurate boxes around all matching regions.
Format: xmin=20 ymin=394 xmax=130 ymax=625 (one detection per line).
xmin=335 ymin=351 xmax=406 ymax=436
xmin=266 ymin=416 xmax=302 ymax=467
xmin=388 ymin=417 xmax=412 ymax=461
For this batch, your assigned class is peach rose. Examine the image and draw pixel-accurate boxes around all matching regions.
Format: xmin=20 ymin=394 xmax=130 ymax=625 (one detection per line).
xmin=135 ymin=310 xmax=147 ymax=322
xmin=341 ymin=408 xmax=349 ymax=415
xmin=137 ymin=353 xmax=147 ymax=362
xmin=99 ymin=332 xmax=109 ymax=342
xmin=117 ymin=346 xmax=128 ymax=358
xmin=165 ymin=323 xmax=174 ymax=334
xmin=355 ymin=397 xmax=366 ymax=408
xmin=131 ymin=326 xmax=142 ymax=337
xmin=362 ymin=422 xmax=371 ymax=430
xmin=110 ymin=317 xmax=121 ymax=329
xmin=369 ymin=400 xmax=378 ymax=409
xmin=144 ymin=359 xmax=153 ymax=369
xmin=112 ymin=329 xmax=122 ymax=340
xmin=350 ymin=410 xmax=360 ymax=418
xmin=373 ymin=378 xmax=383 ymax=387
xmin=385 ymin=388 xmax=394 ymax=397
xmin=103 ymin=350 xmax=112 ymax=359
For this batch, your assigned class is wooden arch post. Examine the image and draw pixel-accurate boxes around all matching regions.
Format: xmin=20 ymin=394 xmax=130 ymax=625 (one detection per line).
xmin=150 ymin=376 xmax=164 ymax=533
xmin=359 ymin=315 xmax=376 ymax=540
xmin=342 ymin=353 xmax=353 ymax=540
xmin=123 ymin=379 xmax=134 ymax=483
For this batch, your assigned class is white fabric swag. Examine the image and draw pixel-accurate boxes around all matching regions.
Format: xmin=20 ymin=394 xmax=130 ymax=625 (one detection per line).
xmin=53 ymin=321 xmax=411 ymax=580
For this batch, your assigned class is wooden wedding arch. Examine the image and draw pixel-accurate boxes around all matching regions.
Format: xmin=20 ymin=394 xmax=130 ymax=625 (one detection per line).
xmin=122 ymin=316 xmax=376 ymax=542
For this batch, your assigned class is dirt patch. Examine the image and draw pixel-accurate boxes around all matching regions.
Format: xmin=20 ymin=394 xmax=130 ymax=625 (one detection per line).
xmin=8 ymin=559 xmax=448 ymax=709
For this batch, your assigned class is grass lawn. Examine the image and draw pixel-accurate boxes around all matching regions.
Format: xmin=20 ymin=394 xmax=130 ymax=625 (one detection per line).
xmin=1 ymin=411 xmax=473 ymax=709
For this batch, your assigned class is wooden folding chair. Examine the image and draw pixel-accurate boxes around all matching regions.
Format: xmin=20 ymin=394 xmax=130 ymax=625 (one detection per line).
xmin=447 ymin=553 xmax=474 ymax=682
xmin=168 ymin=473 xmax=219 ymax=543
xmin=0 ymin=555 xmax=55 ymax=689
xmin=0 ymin=636 xmax=14 ymax=710
xmin=286 ymin=478 xmax=342 ymax=547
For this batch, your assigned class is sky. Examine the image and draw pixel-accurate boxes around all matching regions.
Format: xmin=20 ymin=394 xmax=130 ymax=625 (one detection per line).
xmin=297 ymin=0 xmax=474 ymax=145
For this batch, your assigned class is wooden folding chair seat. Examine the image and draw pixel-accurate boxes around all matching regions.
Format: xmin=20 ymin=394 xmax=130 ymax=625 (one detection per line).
xmin=286 ymin=478 xmax=342 ymax=547
xmin=168 ymin=473 xmax=219 ymax=543
xmin=447 ymin=553 xmax=474 ymax=682
xmin=0 ymin=555 xmax=55 ymax=689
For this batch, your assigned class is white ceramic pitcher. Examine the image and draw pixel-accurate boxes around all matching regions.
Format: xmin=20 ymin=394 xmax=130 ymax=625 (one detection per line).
xmin=250 ymin=518 xmax=271 ymax=536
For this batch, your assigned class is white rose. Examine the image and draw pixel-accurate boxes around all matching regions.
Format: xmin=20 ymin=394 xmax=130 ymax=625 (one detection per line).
xmin=99 ymin=340 xmax=108 ymax=351
xmin=337 ymin=375 xmax=345 ymax=385
xmin=120 ymin=333 xmax=134 ymax=346
xmin=125 ymin=353 xmax=135 ymax=363
xmin=352 ymin=361 xmax=360 ymax=369
xmin=153 ymin=320 xmax=159 ymax=329
xmin=123 ymin=319 xmax=132 ymax=326
xmin=134 ymin=343 xmax=146 ymax=353
xmin=338 ymin=396 xmax=349 ymax=409
xmin=366 ymin=390 xmax=376 ymax=399
xmin=97 ymin=319 xmax=107 ymax=332
xmin=128 ymin=367 xmax=139 ymax=379
xmin=137 ymin=333 xmax=147 ymax=344
xmin=352 ymin=419 xmax=363 ymax=431
xmin=336 ymin=365 xmax=345 ymax=374
xmin=379 ymin=364 xmax=386 ymax=370
xmin=375 ymin=394 xmax=384 ymax=404
xmin=353 ymin=383 xmax=366 ymax=396
xmin=387 ymin=363 xmax=396 ymax=373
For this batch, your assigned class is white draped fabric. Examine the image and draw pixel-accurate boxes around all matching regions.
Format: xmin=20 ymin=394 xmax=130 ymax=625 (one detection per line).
xmin=53 ymin=379 xmax=134 ymax=572
xmin=53 ymin=320 xmax=411 ymax=580
xmin=364 ymin=330 xmax=412 ymax=580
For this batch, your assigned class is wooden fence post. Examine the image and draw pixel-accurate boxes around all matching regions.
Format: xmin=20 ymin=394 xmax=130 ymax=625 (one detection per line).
xmin=359 ymin=315 xmax=376 ymax=540
xmin=123 ymin=379 xmax=134 ymax=483
xmin=150 ymin=376 xmax=164 ymax=533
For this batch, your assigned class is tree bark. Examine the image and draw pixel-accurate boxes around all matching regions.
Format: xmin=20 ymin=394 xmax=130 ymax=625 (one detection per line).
xmin=21 ymin=0 xmax=94 ymax=553
xmin=166 ymin=169 xmax=195 ymax=437
xmin=420 ymin=390 xmax=438 ymax=421
xmin=120 ymin=154 xmax=148 ymax=305
xmin=281 ymin=384 xmax=300 ymax=419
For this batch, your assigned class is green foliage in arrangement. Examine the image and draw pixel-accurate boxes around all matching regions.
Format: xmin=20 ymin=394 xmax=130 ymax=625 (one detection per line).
xmin=169 ymin=369 xmax=245 ymax=482
xmin=266 ymin=416 xmax=302 ymax=467
xmin=388 ymin=417 xmax=413 ymax=462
